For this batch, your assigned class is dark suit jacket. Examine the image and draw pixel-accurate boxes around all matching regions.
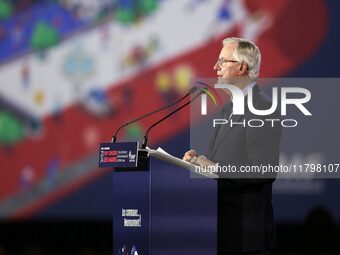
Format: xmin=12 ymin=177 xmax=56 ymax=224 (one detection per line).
xmin=207 ymin=85 xmax=281 ymax=253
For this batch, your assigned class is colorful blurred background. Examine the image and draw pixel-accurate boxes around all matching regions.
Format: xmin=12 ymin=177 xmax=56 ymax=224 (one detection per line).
xmin=0 ymin=0 xmax=340 ymax=254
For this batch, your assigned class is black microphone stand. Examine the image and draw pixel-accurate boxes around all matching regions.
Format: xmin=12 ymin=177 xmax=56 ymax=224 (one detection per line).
xmin=112 ymin=87 xmax=198 ymax=142
xmin=141 ymin=90 xmax=204 ymax=149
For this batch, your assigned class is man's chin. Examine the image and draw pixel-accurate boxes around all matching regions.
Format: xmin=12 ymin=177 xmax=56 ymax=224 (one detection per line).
xmin=217 ymin=77 xmax=224 ymax=84
xmin=217 ymin=77 xmax=232 ymax=84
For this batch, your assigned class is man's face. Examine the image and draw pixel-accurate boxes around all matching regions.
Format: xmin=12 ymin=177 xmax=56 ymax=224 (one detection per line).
xmin=214 ymin=42 xmax=241 ymax=84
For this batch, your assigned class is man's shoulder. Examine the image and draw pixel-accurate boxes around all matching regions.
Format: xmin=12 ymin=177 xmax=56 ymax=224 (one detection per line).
xmin=250 ymin=85 xmax=273 ymax=109
xmin=246 ymin=85 xmax=281 ymax=120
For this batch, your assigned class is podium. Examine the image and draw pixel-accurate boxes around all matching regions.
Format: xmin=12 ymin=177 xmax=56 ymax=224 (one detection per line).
xmin=113 ymin=149 xmax=151 ymax=255
xmin=110 ymin=146 xmax=217 ymax=255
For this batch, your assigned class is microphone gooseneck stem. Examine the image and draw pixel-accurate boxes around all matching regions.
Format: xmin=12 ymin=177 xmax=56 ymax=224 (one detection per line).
xmin=112 ymin=87 xmax=197 ymax=142
xmin=141 ymin=91 xmax=203 ymax=149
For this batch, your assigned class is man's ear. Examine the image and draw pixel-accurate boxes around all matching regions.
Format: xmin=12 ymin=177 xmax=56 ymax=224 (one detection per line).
xmin=238 ymin=62 xmax=248 ymax=75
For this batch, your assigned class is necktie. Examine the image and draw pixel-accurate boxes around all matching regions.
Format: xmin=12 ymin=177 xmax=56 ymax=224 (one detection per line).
xmin=224 ymin=101 xmax=233 ymax=120
xmin=208 ymin=101 xmax=233 ymax=155
xmin=216 ymin=102 xmax=232 ymax=137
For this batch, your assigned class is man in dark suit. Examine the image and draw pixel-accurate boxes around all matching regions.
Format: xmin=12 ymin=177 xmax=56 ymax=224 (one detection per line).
xmin=183 ymin=37 xmax=281 ymax=255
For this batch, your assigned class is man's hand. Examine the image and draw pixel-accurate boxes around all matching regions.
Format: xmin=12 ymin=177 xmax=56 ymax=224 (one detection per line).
xmin=189 ymin=155 xmax=216 ymax=167
xmin=182 ymin=149 xmax=198 ymax=162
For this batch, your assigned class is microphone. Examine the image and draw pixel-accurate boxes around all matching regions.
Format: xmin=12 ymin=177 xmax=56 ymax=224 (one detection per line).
xmin=112 ymin=86 xmax=198 ymax=142
xmin=141 ymin=89 xmax=206 ymax=149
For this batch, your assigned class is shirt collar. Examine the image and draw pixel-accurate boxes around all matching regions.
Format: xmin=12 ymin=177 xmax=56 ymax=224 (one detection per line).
xmin=230 ymin=81 xmax=256 ymax=102
xmin=243 ymin=81 xmax=256 ymax=97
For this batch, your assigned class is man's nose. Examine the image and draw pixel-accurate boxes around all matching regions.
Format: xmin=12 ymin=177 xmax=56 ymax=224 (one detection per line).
xmin=214 ymin=62 xmax=220 ymax=70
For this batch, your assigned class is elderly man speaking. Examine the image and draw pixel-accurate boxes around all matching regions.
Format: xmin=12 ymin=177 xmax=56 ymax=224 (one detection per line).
xmin=183 ymin=37 xmax=281 ymax=255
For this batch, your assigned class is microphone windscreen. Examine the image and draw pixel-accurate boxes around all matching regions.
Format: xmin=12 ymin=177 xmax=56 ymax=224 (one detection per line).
xmin=189 ymin=86 xmax=198 ymax=93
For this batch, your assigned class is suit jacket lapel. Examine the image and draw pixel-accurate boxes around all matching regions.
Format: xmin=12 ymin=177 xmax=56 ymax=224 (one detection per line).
xmin=207 ymin=102 xmax=232 ymax=158
xmin=208 ymin=85 xmax=260 ymax=159
xmin=209 ymin=113 xmax=244 ymax=159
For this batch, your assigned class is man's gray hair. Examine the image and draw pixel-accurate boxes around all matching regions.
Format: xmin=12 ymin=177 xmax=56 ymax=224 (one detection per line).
xmin=223 ymin=37 xmax=261 ymax=80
